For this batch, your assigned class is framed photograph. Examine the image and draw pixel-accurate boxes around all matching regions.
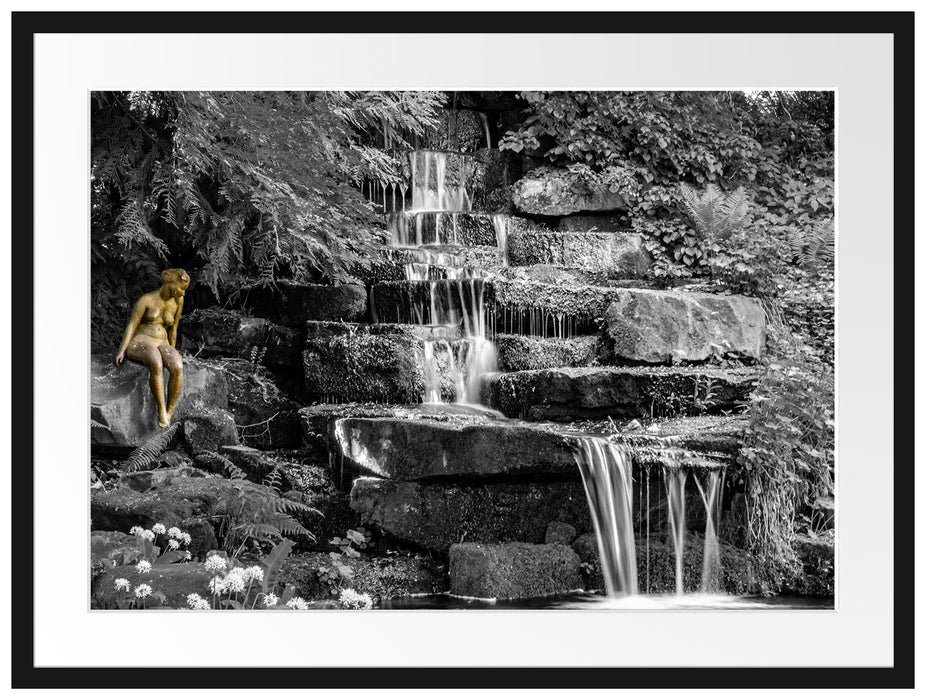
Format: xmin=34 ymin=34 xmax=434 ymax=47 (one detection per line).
xmin=12 ymin=9 xmax=913 ymax=690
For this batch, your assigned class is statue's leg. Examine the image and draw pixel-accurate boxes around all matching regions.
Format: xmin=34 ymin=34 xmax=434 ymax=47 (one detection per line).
xmin=160 ymin=345 xmax=184 ymax=423
xmin=126 ymin=341 xmax=169 ymax=427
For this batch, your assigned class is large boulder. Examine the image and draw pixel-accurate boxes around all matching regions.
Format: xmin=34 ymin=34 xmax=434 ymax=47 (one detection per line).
xmin=506 ymin=229 xmax=651 ymax=277
xmin=237 ymin=281 xmax=367 ymax=327
xmin=334 ymin=416 xmax=577 ymax=481
xmin=179 ymin=308 xmax=303 ymax=370
xmin=303 ymin=322 xmax=425 ymax=403
xmin=91 ymin=355 xmax=229 ymax=450
xmin=90 ymin=474 xmax=278 ymax=534
xmin=182 ymin=408 xmax=239 ymax=453
xmin=512 ymin=168 xmax=627 ymax=216
xmin=449 ymin=542 xmax=582 ymax=599
xmin=350 ymin=477 xmax=590 ymax=553
xmin=601 ymin=289 xmax=766 ymax=364
xmin=481 ymin=366 xmax=758 ymax=421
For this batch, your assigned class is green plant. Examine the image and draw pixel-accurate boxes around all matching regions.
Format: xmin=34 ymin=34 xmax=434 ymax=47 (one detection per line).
xmin=316 ymin=552 xmax=356 ymax=595
xmin=211 ymin=479 xmax=320 ymax=556
xmin=330 ymin=528 xmax=373 ymax=557
xmin=679 ymin=183 xmax=750 ymax=243
xmin=124 ymin=422 xmax=180 ymax=472
xmin=737 ymin=355 xmax=835 ymax=590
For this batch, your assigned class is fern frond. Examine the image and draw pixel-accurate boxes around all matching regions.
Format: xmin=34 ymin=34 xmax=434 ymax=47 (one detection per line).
xmin=124 ymin=423 xmax=180 ymax=472
xmin=90 ymin=418 xmax=109 ymax=432
xmin=199 ymin=450 xmax=247 ymax=480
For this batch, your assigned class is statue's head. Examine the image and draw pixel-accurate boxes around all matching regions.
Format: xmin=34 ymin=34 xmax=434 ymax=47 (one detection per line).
xmin=161 ymin=268 xmax=190 ymax=299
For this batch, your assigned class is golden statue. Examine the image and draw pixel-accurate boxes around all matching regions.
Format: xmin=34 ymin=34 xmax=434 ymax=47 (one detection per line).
xmin=115 ymin=269 xmax=190 ymax=427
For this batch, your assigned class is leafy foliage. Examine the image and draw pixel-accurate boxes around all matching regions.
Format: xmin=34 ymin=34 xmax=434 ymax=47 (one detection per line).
xmin=737 ymin=355 xmax=835 ymax=590
xmin=124 ymin=423 xmax=180 ymax=472
xmin=91 ymin=90 xmax=445 ymax=351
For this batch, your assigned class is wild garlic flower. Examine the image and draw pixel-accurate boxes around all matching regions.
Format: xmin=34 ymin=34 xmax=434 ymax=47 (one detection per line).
xmin=208 ymin=577 xmax=226 ymax=595
xmin=167 ymin=526 xmax=183 ymax=540
xmin=244 ymin=566 xmax=264 ymax=583
xmin=134 ymin=584 xmax=153 ymax=598
xmin=223 ymin=569 xmax=246 ymax=593
xmin=186 ymin=593 xmax=210 ymax=610
xmin=180 ymin=532 xmax=192 ymax=546
xmin=204 ymin=554 xmax=227 ymax=572
xmin=129 ymin=526 xmax=143 ymax=536
xmin=339 ymin=588 xmax=374 ymax=610
xmin=152 ymin=523 xmax=166 ymax=535
xmin=263 ymin=593 xmax=279 ymax=607
xmin=140 ymin=529 xmax=156 ymax=541
xmin=167 ymin=539 xmax=180 ymax=551
xmin=135 ymin=560 xmax=152 ymax=574
xmin=286 ymin=597 xmax=309 ymax=610
xmin=114 ymin=578 xmax=131 ymax=592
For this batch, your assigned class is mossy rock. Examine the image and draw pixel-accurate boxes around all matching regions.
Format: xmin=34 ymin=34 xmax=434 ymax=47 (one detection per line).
xmin=495 ymin=334 xmax=600 ymax=371
xmin=449 ymin=542 xmax=582 ymax=599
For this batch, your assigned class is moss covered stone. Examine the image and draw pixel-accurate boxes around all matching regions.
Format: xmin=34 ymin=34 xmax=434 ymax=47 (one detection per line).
xmin=449 ymin=542 xmax=582 ymax=599
xmin=507 ymin=229 xmax=651 ymax=277
xmin=601 ymin=289 xmax=766 ymax=364
xmin=512 ymin=167 xmax=627 ymax=216
xmin=179 ymin=308 xmax=303 ymax=369
xmin=495 ymin=334 xmax=600 ymax=371
xmin=481 ymin=366 xmax=758 ymax=421
xmin=303 ymin=322 xmax=425 ymax=403
xmin=237 ymin=281 xmax=367 ymax=327
xmin=350 ymin=477 xmax=591 ymax=553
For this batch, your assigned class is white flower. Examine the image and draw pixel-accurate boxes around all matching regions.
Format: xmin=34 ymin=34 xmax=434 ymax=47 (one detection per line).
xmin=179 ymin=550 xmax=191 ymax=561
xmin=263 ymin=593 xmax=279 ymax=607
xmin=135 ymin=560 xmax=152 ymax=574
xmin=286 ymin=596 xmax=309 ymax=610
xmin=338 ymin=588 xmax=374 ymax=610
xmin=167 ymin=526 xmax=183 ymax=540
xmin=180 ymin=532 xmax=192 ymax=546
xmin=208 ymin=576 xmax=226 ymax=595
xmin=129 ymin=526 xmax=143 ymax=536
xmin=244 ymin=566 xmax=264 ymax=583
xmin=152 ymin=523 xmax=166 ymax=535
xmin=113 ymin=578 xmax=131 ymax=592
xmin=167 ymin=539 xmax=180 ymax=551
xmin=204 ymin=554 xmax=227 ymax=573
xmin=223 ymin=569 xmax=246 ymax=593
xmin=186 ymin=593 xmax=210 ymax=610
xmin=140 ymin=529 xmax=155 ymax=541
xmin=134 ymin=584 xmax=153 ymax=599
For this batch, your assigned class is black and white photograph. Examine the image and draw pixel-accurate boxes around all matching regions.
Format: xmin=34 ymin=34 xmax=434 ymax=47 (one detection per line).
xmin=87 ymin=88 xmax=836 ymax=611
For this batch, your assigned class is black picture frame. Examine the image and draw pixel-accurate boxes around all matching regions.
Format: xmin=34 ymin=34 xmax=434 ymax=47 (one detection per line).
xmin=11 ymin=10 xmax=914 ymax=689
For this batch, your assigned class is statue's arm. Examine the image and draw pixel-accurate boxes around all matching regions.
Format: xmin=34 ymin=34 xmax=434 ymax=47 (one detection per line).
xmin=115 ymin=298 xmax=146 ymax=364
xmin=169 ymin=297 xmax=184 ymax=348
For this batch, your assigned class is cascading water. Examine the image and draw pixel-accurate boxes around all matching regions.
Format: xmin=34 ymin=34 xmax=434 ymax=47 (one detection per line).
xmin=383 ymin=150 xmax=500 ymax=405
xmin=574 ymin=436 xmax=638 ymax=597
xmin=693 ymin=469 xmax=725 ymax=593
xmin=663 ymin=467 xmax=688 ymax=595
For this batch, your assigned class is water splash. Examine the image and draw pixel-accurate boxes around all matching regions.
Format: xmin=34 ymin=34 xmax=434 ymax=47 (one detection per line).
xmin=574 ymin=436 xmax=638 ymax=597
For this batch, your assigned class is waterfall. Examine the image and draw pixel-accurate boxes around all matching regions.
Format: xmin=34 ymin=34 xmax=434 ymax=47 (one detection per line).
xmin=492 ymin=214 xmax=508 ymax=266
xmin=574 ymin=436 xmax=638 ymax=597
xmin=663 ymin=467 xmax=687 ymax=595
xmin=694 ymin=470 xmax=725 ymax=593
xmin=386 ymin=150 xmax=503 ymax=406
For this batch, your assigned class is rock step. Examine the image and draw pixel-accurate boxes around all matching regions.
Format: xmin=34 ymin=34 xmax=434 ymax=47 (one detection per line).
xmin=495 ymin=334 xmax=600 ymax=372
xmin=179 ymin=308 xmax=303 ymax=369
xmin=349 ymin=477 xmax=592 ymax=553
xmin=387 ymin=211 xmax=501 ymax=248
xmin=481 ymin=366 xmax=758 ymax=421
xmin=231 ymin=281 xmax=367 ymax=328
xmin=506 ymin=228 xmax=651 ymax=277
xmin=332 ymin=414 xmax=578 ymax=481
